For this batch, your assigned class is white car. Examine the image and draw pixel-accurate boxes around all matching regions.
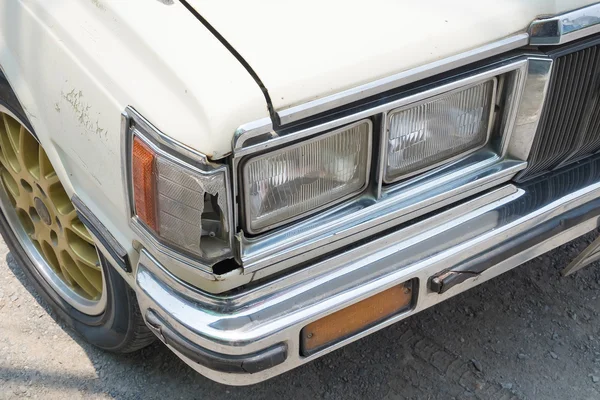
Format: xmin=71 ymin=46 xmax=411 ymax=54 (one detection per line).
xmin=1 ymin=0 xmax=600 ymax=385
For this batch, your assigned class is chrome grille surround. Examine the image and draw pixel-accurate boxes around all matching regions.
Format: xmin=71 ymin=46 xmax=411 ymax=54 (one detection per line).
xmin=518 ymin=36 xmax=600 ymax=181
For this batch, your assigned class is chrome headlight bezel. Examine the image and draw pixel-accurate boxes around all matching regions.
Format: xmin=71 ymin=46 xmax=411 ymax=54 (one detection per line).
xmin=231 ymin=58 xmax=529 ymax=276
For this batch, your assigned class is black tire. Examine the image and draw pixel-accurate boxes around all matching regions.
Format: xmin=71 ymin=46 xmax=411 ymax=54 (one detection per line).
xmin=0 ymin=72 xmax=155 ymax=353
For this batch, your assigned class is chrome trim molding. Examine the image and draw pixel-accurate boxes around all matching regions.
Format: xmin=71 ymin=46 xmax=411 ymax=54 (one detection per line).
xmin=506 ymin=57 xmax=553 ymax=162
xmin=135 ymin=158 xmax=600 ymax=384
xmin=242 ymin=157 xmax=524 ymax=275
xmin=274 ymin=34 xmax=529 ymax=126
xmin=232 ymin=117 xmax=274 ymax=151
xmin=530 ymin=3 xmax=600 ymax=46
xmin=235 ymin=60 xmax=527 ymax=159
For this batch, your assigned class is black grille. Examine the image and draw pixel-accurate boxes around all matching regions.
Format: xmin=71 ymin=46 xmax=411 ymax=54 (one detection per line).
xmin=518 ymin=43 xmax=600 ymax=181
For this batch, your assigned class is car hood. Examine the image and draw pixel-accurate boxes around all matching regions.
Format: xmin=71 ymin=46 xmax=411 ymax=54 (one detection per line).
xmin=187 ymin=0 xmax=594 ymax=115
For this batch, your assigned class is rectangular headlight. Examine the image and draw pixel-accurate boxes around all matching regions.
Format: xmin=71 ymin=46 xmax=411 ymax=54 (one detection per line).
xmin=243 ymin=120 xmax=372 ymax=233
xmin=384 ymin=78 xmax=496 ymax=183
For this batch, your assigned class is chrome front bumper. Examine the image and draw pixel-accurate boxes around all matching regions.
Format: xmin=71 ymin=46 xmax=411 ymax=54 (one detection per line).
xmin=134 ymin=158 xmax=600 ymax=385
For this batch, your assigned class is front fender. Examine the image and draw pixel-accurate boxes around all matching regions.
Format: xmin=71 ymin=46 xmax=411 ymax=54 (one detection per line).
xmin=0 ymin=0 xmax=268 ymax=286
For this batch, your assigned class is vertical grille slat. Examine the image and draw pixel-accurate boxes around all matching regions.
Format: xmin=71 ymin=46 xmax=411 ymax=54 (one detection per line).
xmin=518 ymin=44 xmax=600 ymax=181
xmin=571 ymin=47 xmax=600 ymax=158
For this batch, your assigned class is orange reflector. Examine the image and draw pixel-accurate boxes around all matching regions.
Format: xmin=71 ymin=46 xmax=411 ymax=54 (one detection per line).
xmin=300 ymin=281 xmax=414 ymax=355
xmin=132 ymin=136 xmax=158 ymax=231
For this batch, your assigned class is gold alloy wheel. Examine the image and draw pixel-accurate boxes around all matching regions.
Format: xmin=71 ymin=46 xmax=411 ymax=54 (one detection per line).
xmin=0 ymin=111 xmax=103 ymax=302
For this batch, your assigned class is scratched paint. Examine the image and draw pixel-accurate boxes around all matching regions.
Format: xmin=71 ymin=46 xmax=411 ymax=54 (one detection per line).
xmin=90 ymin=0 xmax=106 ymax=11
xmin=60 ymin=89 xmax=106 ymax=139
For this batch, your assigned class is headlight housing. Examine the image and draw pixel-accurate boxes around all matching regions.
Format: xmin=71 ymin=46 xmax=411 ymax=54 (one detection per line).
xmin=125 ymin=109 xmax=233 ymax=264
xmin=384 ymin=79 xmax=497 ymax=183
xmin=242 ymin=120 xmax=372 ymax=233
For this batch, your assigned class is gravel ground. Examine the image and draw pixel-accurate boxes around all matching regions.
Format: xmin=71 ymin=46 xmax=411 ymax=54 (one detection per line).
xmin=2 ymin=231 xmax=600 ymax=399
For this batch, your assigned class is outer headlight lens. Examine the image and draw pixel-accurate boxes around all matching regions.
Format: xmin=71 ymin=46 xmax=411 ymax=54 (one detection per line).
xmin=243 ymin=120 xmax=372 ymax=233
xmin=384 ymin=79 xmax=496 ymax=183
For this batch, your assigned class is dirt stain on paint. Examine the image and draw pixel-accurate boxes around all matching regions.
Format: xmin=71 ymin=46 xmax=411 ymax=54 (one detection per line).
xmin=91 ymin=0 xmax=106 ymax=11
xmin=60 ymin=89 xmax=106 ymax=139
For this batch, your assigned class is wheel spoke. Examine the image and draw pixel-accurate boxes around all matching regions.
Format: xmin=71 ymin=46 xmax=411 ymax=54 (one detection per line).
xmin=38 ymin=145 xmax=54 ymax=179
xmin=1 ymin=170 xmax=19 ymax=200
xmin=3 ymin=114 xmax=21 ymax=160
xmin=0 ymin=144 xmax=7 ymax=172
xmin=18 ymin=125 xmax=26 ymax=155
xmin=60 ymin=264 xmax=77 ymax=287
xmin=75 ymin=259 xmax=102 ymax=293
xmin=44 ymin=173 xmax=60 ymax=187
xmin=0 ymin=117 xmax=19 ymax=173
xmin=48 ymin=182 xmax=73 ymax=215
xmin=71 ymin=247 xmax=100 ymax=270
xmin=66 ymin=228 xmax=100 ymax=270
xmin=40 ymin=240 xmax=61 ymax=274
xmin=71 ymin=220 xmax=95 ymax=245
xmin=60 ymin=251 xmax=99 ymax=298
xmin=19 ymin=126 xmax=40 ymax=179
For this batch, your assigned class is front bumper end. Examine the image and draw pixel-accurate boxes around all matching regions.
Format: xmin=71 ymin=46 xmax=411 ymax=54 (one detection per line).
xmin=134 ymin=157 xmax=600 ymax=385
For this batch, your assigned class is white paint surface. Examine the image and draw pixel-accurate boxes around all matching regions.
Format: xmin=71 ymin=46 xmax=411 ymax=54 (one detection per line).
xmin=188 ymin=0 xmax=596 ymax=111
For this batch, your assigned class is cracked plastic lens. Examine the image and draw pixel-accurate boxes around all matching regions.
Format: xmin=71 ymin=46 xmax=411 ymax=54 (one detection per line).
xmin=131 ymin=136 xmax=230 ymax=260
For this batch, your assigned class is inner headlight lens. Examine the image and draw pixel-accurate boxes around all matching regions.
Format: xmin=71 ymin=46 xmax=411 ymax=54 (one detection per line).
xmin=385 ymin=79 xmax=496 ymax=183
xmin=243 ymin=120 xmax=372 ymax=233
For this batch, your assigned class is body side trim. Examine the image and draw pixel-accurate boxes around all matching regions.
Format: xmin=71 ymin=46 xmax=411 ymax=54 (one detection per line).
xmin=72 ymin=195 xmax=132 ymax=273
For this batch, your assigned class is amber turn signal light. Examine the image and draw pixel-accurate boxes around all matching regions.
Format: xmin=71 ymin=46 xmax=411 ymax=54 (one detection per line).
xmin=300 ymin=281 xmax=414 ymax=356
xmin=132 ymin=136 xmax=158 ymax=231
